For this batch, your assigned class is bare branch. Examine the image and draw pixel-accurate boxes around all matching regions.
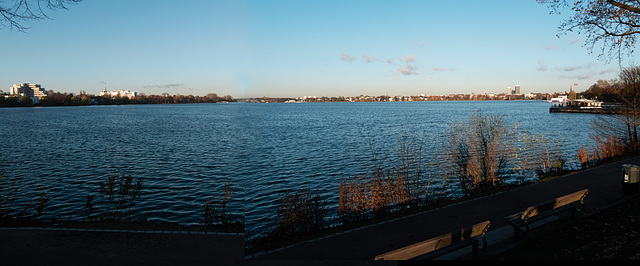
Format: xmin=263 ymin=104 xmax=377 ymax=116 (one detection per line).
xmin=540 ymin=0 xmax=640 ymax=63
xmin=0 ymin=0 xmax=81 ymax=31
xmin=607 ymin=0 xmax=640 ymax=14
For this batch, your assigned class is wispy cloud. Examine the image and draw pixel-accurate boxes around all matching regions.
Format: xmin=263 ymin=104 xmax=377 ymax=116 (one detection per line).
xmin=361 ymin=54 xmax=376 ymax=64
xmin=386 ymin=55 xmax=421 ymax=75
xmin=537 ymin=58 xmax=548 ymax=71
xmin=431 ymin=66 xmax=457 ymax=72
xmin=144 ymin=83 xmax=184 ymax=90
xmin=340 ymin=52 xmax=357 ymax=62
xmin=556 ymin=64 xmax=594 ymax=72
xmin=342 ymin=52 xmax=422 ymax=76
xmin=599 ymin=68 xmax=618 ymax=75
xmin=570 ymin=37 xmax=581 ymax=44
xmin=398 ymin=65 xmax=418 ymax=76
xmin=404 ymin=55 xmax=416 ymax=63
xmin=558 ymin=74 xmax=592 ymax=80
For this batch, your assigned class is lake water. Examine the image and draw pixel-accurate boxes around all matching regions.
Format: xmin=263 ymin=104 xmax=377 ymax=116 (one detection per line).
xmin=0 ymin=101 xmax=597 ymax=236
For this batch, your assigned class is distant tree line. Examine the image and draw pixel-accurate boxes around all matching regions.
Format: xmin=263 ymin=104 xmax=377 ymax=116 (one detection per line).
xmin=579 ymin=68 xmax=640 ymax=104
xmin=0 ymin=91 xmax=234 ymax=107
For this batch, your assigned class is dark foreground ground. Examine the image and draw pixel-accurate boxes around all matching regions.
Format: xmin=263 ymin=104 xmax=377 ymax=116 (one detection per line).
xmin=488 ymin=193 xmax=640 ymax=260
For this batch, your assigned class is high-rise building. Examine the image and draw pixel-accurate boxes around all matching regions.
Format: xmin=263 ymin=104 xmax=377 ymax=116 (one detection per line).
xmin=507 ymin=87 xmax=512 ymax=94
xmin=9 ymin=83 xmax=48 ymax=98
xmin=515 ymin=85 xmax=520 ymax=94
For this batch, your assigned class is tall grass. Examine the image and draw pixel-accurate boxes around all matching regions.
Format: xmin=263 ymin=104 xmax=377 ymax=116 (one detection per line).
xmin=0 ymin=173 xmax=50 ymax=224
xmin=518 ymin=130 xmax=567 ymax=179
xmin=338 ymin=135 xmax=433 ymax=223
xmin=84 ymin=174 xmax=145 ymax=223
xmin=577 ymin=134 xmax=626 ymax=168
xmin=275 ymin=187 xmax=327 ymax=237
xmin=201 ymin=180 xmax=235 ymax=226
xmin=442 ymin=110 xmax=516 ymax=195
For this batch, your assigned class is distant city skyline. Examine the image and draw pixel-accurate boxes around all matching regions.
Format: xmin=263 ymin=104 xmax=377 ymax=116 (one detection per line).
xmin=0 ymin=1 xmax=633 ymax=98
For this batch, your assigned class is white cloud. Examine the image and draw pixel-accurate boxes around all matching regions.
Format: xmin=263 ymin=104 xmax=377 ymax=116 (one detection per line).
xmin=144 ymin=83 xmax=184 ymax=89
xmin=398 ymin=64 xmax=418 ymax=75
xmin=361 ymin=54 xmax=376 ymax=64
xmin=343 ymin=52 xmax=421 ymax=76
xmin=599 ymin=68 xmax=618 ymax=75
xmin=340 ymin=52 xmax=357 ymax=62
xmin=570 ymin=37 xmax=581 ymax=44
xmin=555 ymin=63 xmax=595 ymax=72
xmin=431 ymin=66 xmax=457 ymax=72
xmin=404 ymin=55 xmax=416 ymax=63
xmin=536 ymin=58 xmax=548 ymax=71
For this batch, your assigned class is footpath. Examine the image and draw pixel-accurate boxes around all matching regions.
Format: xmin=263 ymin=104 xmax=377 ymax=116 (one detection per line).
xmin=248 ymin=155 xmax=639 ymax=264
xmin=1 ymin=155 xmax=638 ymax=265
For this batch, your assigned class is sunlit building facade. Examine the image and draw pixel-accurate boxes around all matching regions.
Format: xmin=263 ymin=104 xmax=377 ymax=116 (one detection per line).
xmin=100 ymin=89 xmax=137 ymax=99
xmin=10 ymin=83 xmax=48 ymax=98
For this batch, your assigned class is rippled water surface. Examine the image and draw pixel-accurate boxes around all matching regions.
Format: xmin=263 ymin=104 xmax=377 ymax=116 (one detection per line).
xmin=0 ymin=101 xmax=597 ymax=235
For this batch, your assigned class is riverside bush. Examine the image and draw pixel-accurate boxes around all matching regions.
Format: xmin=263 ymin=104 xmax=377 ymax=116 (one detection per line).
xmin=275 ymin=188 xmax=327 ymax=237
xmin=84 ymin=174 xmax=144 ymax=222
xmin=338 ymin=135 xmax=431 ymax=223
xmin=518 ymin=130 xmax=567 ymax=179
xmin=577 ymin=134 xmax=626 ymax=167
xmin=443 ymin=110 xmax=515 ymax=195
xmin=201 ymin=180 xmax=235 ymax=226
xmin=0 ymin=173 xmax=50 ymax=224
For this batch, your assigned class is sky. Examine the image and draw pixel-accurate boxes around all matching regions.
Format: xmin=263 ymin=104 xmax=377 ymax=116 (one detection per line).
xmin=0 ymin=0 xmax=635 ymax=98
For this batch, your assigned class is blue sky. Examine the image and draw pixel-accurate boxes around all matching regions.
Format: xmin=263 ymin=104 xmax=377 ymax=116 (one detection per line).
xmin=0 ymin=0 xmax=633 ymax=98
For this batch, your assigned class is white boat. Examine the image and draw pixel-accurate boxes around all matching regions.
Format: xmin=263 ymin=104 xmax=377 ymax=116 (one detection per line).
xmin=548 ymin=95 xmax=568 ymax=103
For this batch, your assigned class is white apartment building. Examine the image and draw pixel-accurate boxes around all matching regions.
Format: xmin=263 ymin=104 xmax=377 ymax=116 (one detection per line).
xmin=10 ymin=83 xmax=48 ymax=98
xmin=100 ymin=89 xmax=137 ymax=99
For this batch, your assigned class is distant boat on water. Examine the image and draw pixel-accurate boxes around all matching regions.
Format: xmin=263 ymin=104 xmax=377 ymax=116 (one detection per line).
xmin=548 ymin=95 xmax=568 ymax=104
xmin=549 ymin=98 xmax=608 ymax=113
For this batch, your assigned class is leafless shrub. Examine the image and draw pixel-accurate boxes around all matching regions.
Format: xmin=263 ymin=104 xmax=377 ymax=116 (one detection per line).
xmin=518 ymin=130 xmax=567 ymax=179
xmin=338 ymin=135 xmax=433 ymax=222
xmin=0 ymin=172 xmax=49 ymax=223
xmin=0 ymin=173 xmax=16 ymax=220
xmin=275 ymin=188 xmax=326 ymax=237
xmin=84 ymin=174 xmax=144 ymax=222
xmin=201 ymin=180 xmax=235 ymax=226
xmin=577 ymin=134 xmax=626 ymax=168
xmin=443 ymin=110 xmax=516 ymax=195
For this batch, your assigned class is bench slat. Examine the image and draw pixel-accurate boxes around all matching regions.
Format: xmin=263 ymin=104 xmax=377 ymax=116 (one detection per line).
xmin=505 ymin=189 xmax=589 ymax=239
xmin=521 ymin=189 xmax=588 ymax=220
xmin=375 ymin=220 xmax=490 ymax=260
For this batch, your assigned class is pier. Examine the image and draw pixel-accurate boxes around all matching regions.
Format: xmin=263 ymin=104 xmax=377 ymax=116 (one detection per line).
xmin=548 ymin=98 xmax=622 ymax=114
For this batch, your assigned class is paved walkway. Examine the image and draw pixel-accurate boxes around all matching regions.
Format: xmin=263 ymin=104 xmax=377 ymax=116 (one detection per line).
xmin=248 ymin=155 xmax=640 ymax=264
xmin=0 ymin=228 xmax=244 ymax=265
xmin=2 ymin=156 xmax=638 ymax=265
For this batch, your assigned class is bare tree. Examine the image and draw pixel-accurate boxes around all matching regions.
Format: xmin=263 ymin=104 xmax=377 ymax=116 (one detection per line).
xmin=0 ymin=0 xmax=81 ymax=31
xmin=591 ymin=66 xmax=640 ymax=152
xmin=539 ymin=0 xmax=640 ymax=62
xmin=443 ymin=110 xmax=516 ymax=195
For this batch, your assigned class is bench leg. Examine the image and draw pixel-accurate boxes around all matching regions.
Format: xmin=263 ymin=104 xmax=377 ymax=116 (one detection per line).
xmin=472 ymin=240 xmax=479 ymax=258
xmin=511 ymin=224 xmax=527 ymax=240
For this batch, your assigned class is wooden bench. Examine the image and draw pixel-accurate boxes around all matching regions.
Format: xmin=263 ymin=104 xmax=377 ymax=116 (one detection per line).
xmin=504 ymin=189 xmax=589 ymax=239
xmin=374 ymin=220 xmax=491 ymax=260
